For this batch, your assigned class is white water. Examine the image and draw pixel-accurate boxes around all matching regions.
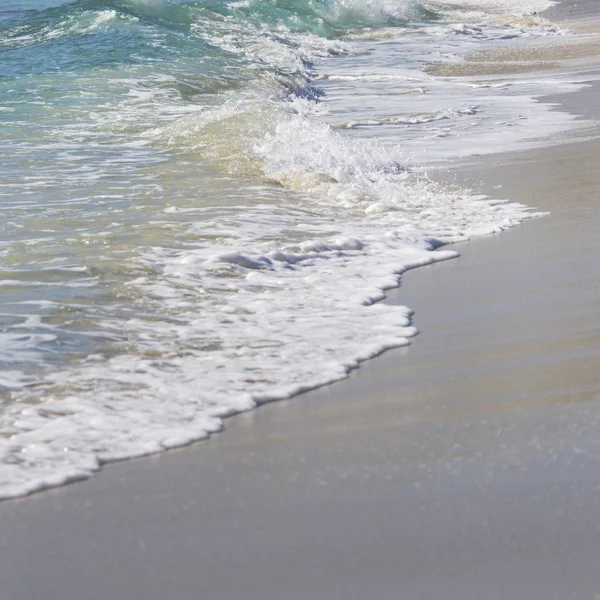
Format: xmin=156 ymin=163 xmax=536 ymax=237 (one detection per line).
xmin=0 ymin=0 xmax=592 ymax=499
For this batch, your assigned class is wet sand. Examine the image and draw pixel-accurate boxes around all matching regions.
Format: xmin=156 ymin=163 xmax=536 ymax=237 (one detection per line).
xmin=2 ymin=3 xmax=600 ymax=600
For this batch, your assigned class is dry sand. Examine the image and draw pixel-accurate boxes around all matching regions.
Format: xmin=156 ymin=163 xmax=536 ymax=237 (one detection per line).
xmin=2 ymin=3 xmax=600 ymax=599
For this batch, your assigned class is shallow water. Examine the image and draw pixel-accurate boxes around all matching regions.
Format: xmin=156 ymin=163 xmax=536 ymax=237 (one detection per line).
xmin=0 ymin=0 xmax=587 ymax=498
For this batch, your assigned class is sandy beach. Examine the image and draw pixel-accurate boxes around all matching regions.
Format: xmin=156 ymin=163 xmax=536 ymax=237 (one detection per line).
xmin=3 ymin=2 xmax=600 ymax=599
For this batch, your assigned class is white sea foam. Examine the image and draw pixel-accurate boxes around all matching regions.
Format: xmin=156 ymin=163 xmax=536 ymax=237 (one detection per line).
xmin=0 ymin=92 xmax=545 ymax=498
xmin=318 ymin=0 xmax=420 ymax=22
xmin=429 ymin=0 xmax=556 ymax=16
xmin=0 ymin=0 xmax=589 ymax=499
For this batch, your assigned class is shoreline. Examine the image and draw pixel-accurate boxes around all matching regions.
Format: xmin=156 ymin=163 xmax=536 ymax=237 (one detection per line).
xmin=4 ymin=134 xmax=600 ymax=598
xmin=3 ymin=2 xmax=600 ymax=598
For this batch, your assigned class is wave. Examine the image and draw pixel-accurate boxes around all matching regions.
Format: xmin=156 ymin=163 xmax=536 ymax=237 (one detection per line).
xmin=0 ymin=0 xmax=570 ymax=499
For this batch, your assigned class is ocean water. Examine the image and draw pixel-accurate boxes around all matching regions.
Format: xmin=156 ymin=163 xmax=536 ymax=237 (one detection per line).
xmin=0 ymin=0 xmax=583 ymax=498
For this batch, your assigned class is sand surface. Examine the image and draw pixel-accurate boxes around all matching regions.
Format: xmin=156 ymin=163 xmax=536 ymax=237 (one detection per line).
xmin=2 ymin=2 xmax=600 ymax=599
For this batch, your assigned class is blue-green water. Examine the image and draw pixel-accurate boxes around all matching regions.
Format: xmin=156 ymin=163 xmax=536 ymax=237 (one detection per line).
xmin=0 ymin=0 xmax=566 ymax=498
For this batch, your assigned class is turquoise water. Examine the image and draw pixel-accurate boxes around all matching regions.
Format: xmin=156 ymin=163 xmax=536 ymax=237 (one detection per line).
xmin=0 ymin=0 xmax=567 ymax=498
xmin=0 ymin=0 xmax=430 ymax=405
